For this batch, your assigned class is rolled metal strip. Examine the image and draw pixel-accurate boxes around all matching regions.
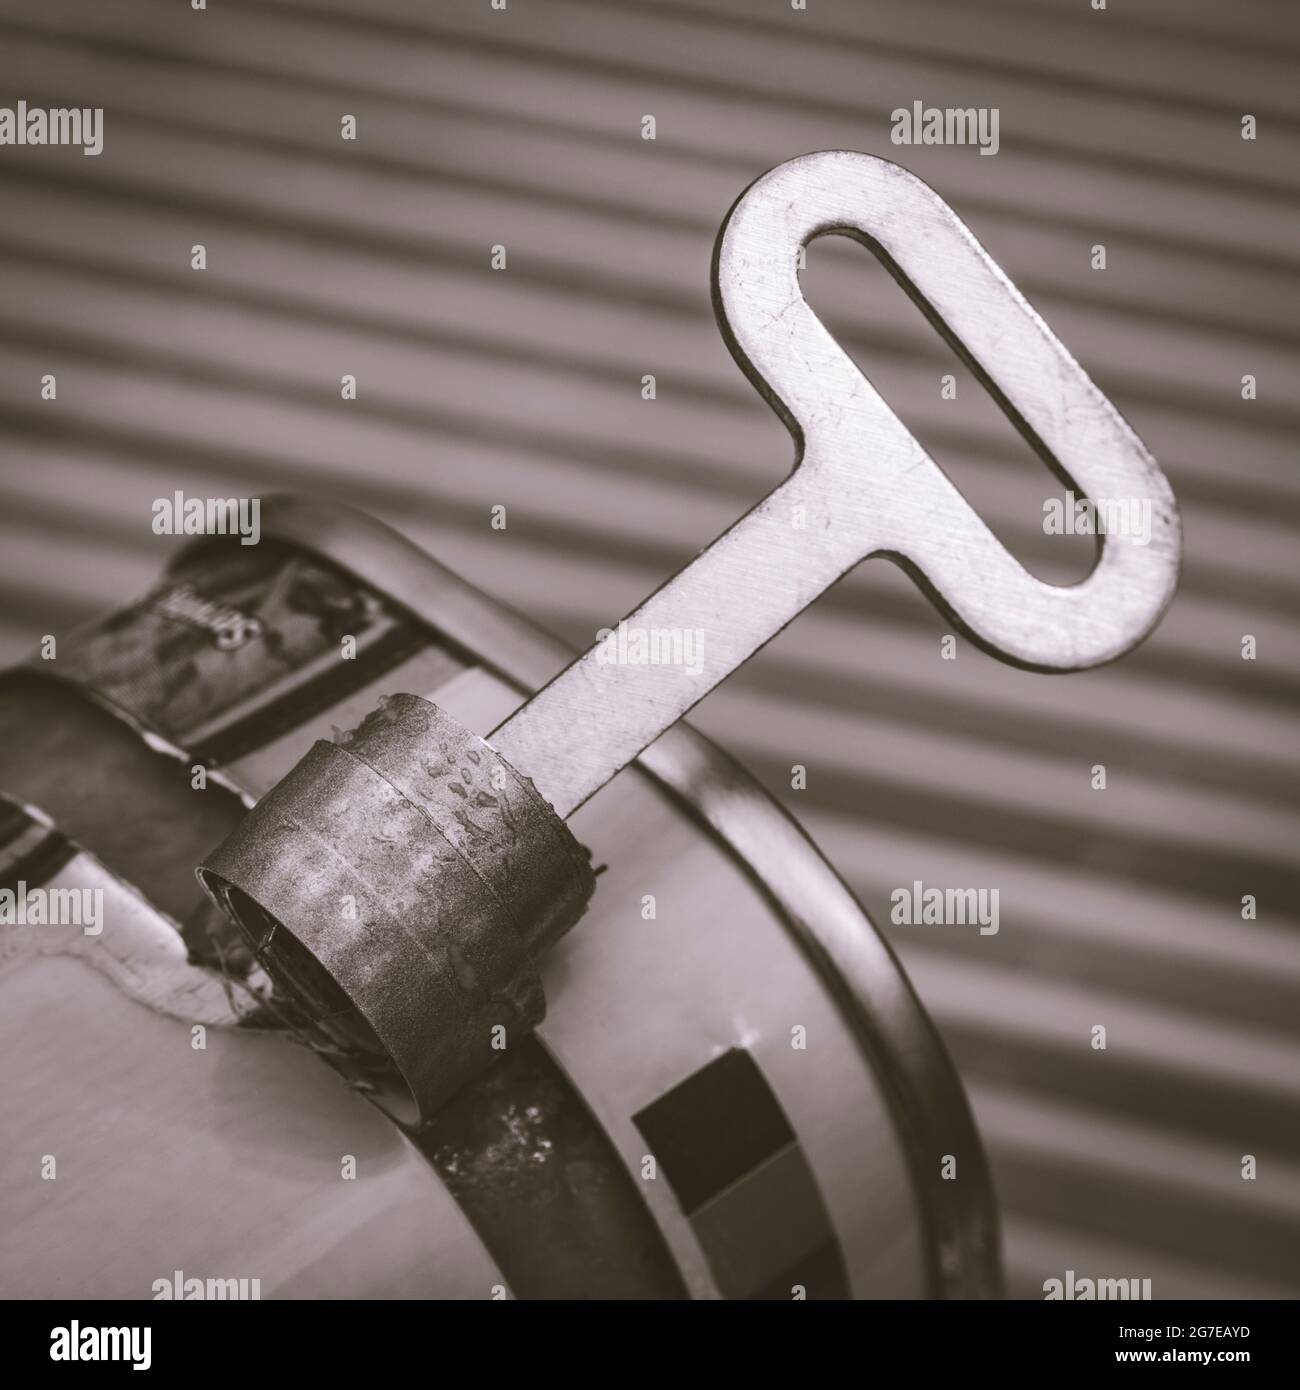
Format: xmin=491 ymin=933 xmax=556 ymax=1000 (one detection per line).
xmin=198 ymin=699 xmax=595 ymax=1124
xmin=338 ymin=693 xmax=592 ymax=954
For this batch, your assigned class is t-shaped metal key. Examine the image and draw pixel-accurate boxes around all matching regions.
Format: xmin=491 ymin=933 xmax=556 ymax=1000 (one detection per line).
xmin=199 ymin=151 xmax=1180 ymax=1123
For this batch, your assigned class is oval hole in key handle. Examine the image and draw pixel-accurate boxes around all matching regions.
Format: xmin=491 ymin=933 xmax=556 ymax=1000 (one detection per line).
xmin=493 ymin=150 xmax=1182 ymax=817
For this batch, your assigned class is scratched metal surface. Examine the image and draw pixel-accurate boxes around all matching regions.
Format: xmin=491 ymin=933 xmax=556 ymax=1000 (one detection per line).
xmin=0 ymin=0 xmax=1298 ymax=1298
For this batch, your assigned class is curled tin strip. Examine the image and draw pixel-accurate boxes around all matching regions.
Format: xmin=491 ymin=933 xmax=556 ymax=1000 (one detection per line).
xmin=199 ymin=695 xmax=595 ymax=1124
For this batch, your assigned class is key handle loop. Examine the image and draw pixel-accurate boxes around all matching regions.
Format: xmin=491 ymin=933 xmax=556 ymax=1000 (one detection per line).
xmin=492 ymin=151 xmax=1184 ymax=818
xmin=713 ymin=149 xmax=1181 ymax=670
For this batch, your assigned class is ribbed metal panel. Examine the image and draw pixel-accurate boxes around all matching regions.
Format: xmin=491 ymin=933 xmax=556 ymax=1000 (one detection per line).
xmin=1 ymin=0 xmax=1296 ymax=1298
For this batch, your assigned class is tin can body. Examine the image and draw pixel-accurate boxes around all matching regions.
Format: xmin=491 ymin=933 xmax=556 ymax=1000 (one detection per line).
xmin=0 ymin=499 xmax=999 ymax=1300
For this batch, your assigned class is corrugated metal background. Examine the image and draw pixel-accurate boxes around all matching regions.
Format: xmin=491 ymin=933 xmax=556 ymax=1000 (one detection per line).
xmin=1 ymin=0 xmax=1298 ymax=1297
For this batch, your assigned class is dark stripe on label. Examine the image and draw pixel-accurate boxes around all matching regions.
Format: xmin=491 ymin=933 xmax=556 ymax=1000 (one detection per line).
xmin=634 ymin=1049 xmax=849 ymax=1299
xmin=192 ymin=619 xmax=429 ymax=766
xmin=0 ymin=796 xmax=75 ymax=893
